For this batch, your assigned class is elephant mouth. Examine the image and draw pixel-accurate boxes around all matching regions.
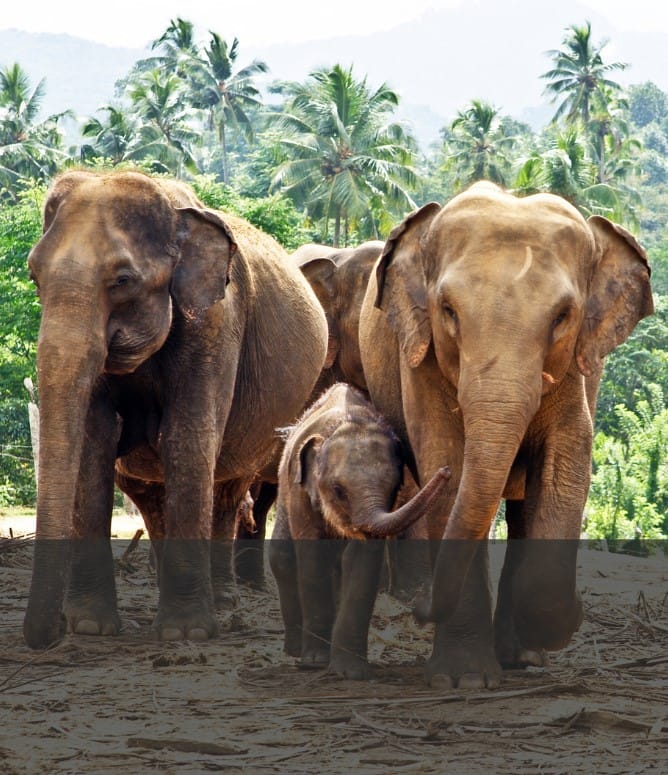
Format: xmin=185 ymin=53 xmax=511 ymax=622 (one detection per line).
xmin=105 ymin=332 xmax=156 ymax=375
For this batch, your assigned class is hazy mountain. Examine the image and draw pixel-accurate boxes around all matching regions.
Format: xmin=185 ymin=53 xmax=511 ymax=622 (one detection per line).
xmin=2 ymin=0 xmax=667 ymax=150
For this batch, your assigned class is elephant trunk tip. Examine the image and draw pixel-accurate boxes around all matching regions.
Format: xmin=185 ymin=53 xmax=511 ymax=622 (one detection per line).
xmin=359 ymin=465 xmax=451 ymax=538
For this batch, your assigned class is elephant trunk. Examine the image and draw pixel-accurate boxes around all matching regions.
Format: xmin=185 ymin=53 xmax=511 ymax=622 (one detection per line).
xmin=23 ymin=303 xmax=107 ymax=649
xmin=419 ymin=375 xmax=541 ymax=624
xmin=355 ymin=466 xmax=451 ymax=538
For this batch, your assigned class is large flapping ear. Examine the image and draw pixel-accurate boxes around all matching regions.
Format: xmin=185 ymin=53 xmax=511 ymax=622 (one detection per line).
xmin=375 ymin=202 xmax=441 ymax=368
xmin=576 ymin=216 xmax=654 ymax=377
xmin=42 ymin=171 xmax=94 ymax=232
xmin=171 ymin=207 xmax=238 ymax=321
xmin=293 ymin=435 xmax=324 ymax=509
xmin=298 ymin=256 xmax=340 ymax=368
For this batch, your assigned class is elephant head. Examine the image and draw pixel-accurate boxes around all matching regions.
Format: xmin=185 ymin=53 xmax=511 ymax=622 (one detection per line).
xmin=293 ymin=241 xmax=384 ymax=390
xmin=374 ymin=182 xmax=653 ymax=638
xmin=23 ymin=170 xmax=240 ymax=648
xmin=293 ymin=406 xmax=449 ymax=540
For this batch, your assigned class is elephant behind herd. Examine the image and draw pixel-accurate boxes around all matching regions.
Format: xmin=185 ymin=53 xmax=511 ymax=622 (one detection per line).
xmin=23 ymin=171 xmax=652 ymax=690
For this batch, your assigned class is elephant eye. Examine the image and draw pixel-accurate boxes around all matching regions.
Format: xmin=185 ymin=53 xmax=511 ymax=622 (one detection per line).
xmin=332 ymin=483 xmax=347 ymax=502
xmin=442 ymin=302 xmax=457 ymax=321
xmin=552 ymin=311 xmax=568 ymax=329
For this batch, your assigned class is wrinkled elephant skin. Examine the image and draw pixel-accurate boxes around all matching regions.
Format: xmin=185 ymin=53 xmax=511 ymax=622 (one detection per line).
xmin=23 ymin=170 xmax=328 ymax=649
xmin=359 ymin=181 xmax=653 ymax=688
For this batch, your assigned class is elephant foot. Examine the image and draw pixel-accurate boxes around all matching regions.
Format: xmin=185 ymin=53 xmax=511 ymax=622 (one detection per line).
xmin=426 ymin=627 xmax=501 ymax=690
xmin=234 ymin=543 xmax=266 ymax=589
xmin=328 ymin=651 xmax=370 ymax=680
xmin=23 ymin=609 xmax=67 ymax=650
xmin=494 ymin=622 xmax=549 ymax=669
xmin=152 ymin=604 xmax=219 ymax=642
xmin=65 ymin=598 xmax=121 ymax=637
xmin=298 ymin=642 xmax=330 ymax=669
xmin=284 ymin=626 xmax=302 ymax=658
xmin=213 ymin=587 xmax=240 ymax=611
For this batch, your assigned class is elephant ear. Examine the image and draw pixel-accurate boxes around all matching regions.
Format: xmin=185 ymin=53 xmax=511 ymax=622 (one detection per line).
xmin=294 ymin=435 xmax=324 ymax=509
xmin=375 ymin=202 xmax=441 ymax=368
xmin=172 ymin=207 xmax=238 ymax=321
xmin=576 ymin=216 xmax=654 ymax=377
xmin=298 ymin=256 xmax=340 ymax=369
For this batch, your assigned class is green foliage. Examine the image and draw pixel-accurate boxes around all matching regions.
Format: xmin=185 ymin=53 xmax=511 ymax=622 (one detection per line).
xmin=586 ymin=386 xmax=668 ymax=540
xmin=0 ymin=183 xmax=43 ymax=505
xmin=445 ymin=100 xmax=518 ymax=189
xmin=190 ymin=175 xmax=311 ymax=250
xmin=596 ymin=294 xmax=668 ymax=437
xmin=269 ymin=64 xmax=419 ymax=245
xmin=628 ymin=82 xmax=668 ymax=128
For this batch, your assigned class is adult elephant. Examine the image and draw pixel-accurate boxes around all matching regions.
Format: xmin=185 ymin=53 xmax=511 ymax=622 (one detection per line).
xmin=359 ymin=181 xmax=653 ymax=689
xmin=235 ymin=240 xmax=384 ymax=584
xmin=23 ymin=170 xmax=328 ymax=649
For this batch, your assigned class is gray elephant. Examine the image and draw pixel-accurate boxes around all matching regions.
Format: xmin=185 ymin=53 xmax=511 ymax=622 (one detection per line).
xmin=23 ymin=169 xmax=328 ymax=649
xmin=359 ymin=181 xmax=653 ymax=688
xmin=269 ymin=383 xmax=449 ymax=679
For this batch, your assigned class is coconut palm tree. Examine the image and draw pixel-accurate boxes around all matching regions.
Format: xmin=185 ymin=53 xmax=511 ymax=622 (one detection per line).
xmin=0 ymin=63 xmax=68 ymax=195
xmin=126 ymin=69 xmax=199 ymax=175
xmin=541 ymin=21 xmax=626 ymax=125
xmin=270 ymin=64 xmax=418 ymax=245
xmin=446 ymin=100 xmax=517 ymax=187
xmin=80 ymin=105 xmax=137 ymax=165
xmin=187 ymin=34 xmax=268 ymax=184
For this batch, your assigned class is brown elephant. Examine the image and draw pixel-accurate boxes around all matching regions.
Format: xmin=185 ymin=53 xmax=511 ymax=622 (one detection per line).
xmin=269 ymin=383 xmax=449 ymax=678
xmin=23 ymin=169 xmax=328 ymax=649
xmin=235 ymin=240 xmax=384 ymax=585
xmin=359 ymin=181 xmax=653 ymax=688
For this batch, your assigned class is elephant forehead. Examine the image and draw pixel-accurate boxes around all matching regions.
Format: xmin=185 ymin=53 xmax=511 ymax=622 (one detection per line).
xmin=60 ymin=175 xmax=174 ymax=236
xmin=322 ymin=426 xmax=398 ymax=467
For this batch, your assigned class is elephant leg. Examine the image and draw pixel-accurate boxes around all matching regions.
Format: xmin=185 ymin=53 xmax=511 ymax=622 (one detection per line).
xmin=425 ymin=540 xmax=501 ymax=689
xmin=211 ymin=481 xmax=245 ymax=611
xmin=296 ymin=539 xmax=342 ymax=668
xmin=329 ymin=540 xmax=384 ymax=679
xmin=493 ymin=500 xmax=548 ymax=668
xmin=268 ymin=506 xmax=301 ymax=657
xmin=234 ymin=481 xmax=276 ymax=589
xmin=116 ymin=473 xmax=165 ymax=581
xmin=65 ymin=395 xmax=120 ymax=637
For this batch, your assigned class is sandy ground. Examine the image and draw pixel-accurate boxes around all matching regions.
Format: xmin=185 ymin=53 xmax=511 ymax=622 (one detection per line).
xmin=0 ymin=530 xmax=666 ymax=774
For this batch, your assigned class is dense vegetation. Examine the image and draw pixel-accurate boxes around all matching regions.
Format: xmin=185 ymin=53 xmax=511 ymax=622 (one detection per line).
xmin=1 ymin=20 xmax=666 ymax=539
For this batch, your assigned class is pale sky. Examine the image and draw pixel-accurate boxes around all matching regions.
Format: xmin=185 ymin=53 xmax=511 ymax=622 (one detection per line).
xmin=2 ymin=0 xmax=668 ymax=48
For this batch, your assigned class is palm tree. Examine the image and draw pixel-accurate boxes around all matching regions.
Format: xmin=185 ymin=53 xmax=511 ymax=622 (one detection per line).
xmin=0 ymin=63 xmax=68 ymax=195
xmin=126 ymin=69 xmax=199 ymax=175
xmin=446 ymin=100 xmax=516 ymax=187
xmin=541 ymin=21 xmax=626 ymax=125
xmin=80 ymin=105 xmax=137 ymax=164
xmin=270 ymin=64 xmax=418 ymax=245
xmin=187 ymin=34 xmax=268 ymax=184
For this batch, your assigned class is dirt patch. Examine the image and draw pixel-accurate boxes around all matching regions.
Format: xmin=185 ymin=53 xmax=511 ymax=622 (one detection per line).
xmin=0 ymin=537 xmax=666 ymax=774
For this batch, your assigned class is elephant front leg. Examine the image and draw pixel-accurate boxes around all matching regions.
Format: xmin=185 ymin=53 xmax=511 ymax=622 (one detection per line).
xmin=65 ymin=394 xmax=120 ymax=637
xmin=329 ymin=540 xmax=384 ymax=679
xmin=268 ymin=508 xmax=302 ymax=657
xmin=153 ymin=423 xmax=218 ymax=642
xmin=295 ymin=540 xmax=342 ymax=668
xmin=493 ymin=501 xmax=548 ymax=669
xmin=426 ymin=541 xmax=501 ymax=689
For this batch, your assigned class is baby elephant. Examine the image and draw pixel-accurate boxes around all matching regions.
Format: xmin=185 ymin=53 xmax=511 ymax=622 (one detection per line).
xmin=269 ymin=383 xmax=449 ymax=679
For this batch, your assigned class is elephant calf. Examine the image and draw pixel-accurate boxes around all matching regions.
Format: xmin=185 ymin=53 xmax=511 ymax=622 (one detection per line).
xmin=269 ymin=383 xmax=449 ymax=679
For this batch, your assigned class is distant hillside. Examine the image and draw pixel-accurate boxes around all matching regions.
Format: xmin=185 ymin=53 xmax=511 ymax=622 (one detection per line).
xmin=0 ymin=29 xmax=141 ymax=119
xmin=2 ymin=0 xmax=667 ymax=150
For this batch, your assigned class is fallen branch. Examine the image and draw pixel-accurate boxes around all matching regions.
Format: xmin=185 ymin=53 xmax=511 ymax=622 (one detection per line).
xmin=127 ymin=737 xmax=247 ymax=756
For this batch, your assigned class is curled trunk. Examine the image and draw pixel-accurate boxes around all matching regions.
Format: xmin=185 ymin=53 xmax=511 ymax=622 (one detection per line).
xmin=356 ymin=466 xmax=450 ymax=538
